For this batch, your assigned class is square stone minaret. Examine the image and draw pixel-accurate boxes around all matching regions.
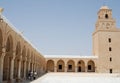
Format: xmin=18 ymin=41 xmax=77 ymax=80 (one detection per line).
xmin=93 ymin=6 xmax=120 ymax=73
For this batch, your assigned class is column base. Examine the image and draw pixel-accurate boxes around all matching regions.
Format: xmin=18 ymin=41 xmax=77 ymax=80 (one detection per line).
xmin=7 ymin=79 xmax=15 ymax=83
xmin=16 ymin=78 xmax=23 ymax=83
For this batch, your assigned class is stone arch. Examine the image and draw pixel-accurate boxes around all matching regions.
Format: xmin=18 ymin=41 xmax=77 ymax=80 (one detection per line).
xmin=67 ymin=60 xmax=75 ymax=72
xmin=87 ymin=60 xmax=95 ymax=72
xmin=3 ymin=35 xmax=13 ymax=81
xmin=57 ymin=60 xmax=65 ymax=72
xmin=14 ymin=41 xmax=21 ymax=79
xmin=77 ymin=60 xmax=85 ymax=72
xmin=47 ymin=60 xmax=54 ymax=72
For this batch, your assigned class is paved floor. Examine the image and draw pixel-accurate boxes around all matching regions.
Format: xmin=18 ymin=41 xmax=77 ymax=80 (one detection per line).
xmin=25 ymin=73 xmax=120 ymax=83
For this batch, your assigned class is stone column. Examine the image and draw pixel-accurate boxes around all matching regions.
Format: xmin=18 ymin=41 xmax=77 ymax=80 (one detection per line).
xmin=0 ymin=47 xmax=5 ymax=83
xmin=54 ymin=66 xmax=57 ymax=72
xmin=65 ymin=62 xmax=67 ymax=72
xmin=75 ymin=62 xmax=78 ymax=72
xmin=85 ymin=66 xmax=88 ymax=72
xmin=33 ymin=63 xmax=35 ymax=71
xmin=17 ymin=56 xmax=22 ymax=79
xmin=23 ymin=59 xmax=27 ymax=79
xmin=85 ymin=61 xmax=88 ymax=72
xmin=9 ymin=55 xmax=15 ymax=82
xmin=34 ymin=63 xmax=36 ymax=71
xmin=32 ymin=63 xmax=33 ymax=72
xmin=54 ymin=62 xmax=57 ymax=72
xmin=28 ymin=61 xmax=30 ymax=72
xmin=0 ymin=55 xmax=4 ymax=83
xmin=65 ymin=66 xmax=67 ymax=72
xmin=75 ymin=66 xmax=78 ymax=72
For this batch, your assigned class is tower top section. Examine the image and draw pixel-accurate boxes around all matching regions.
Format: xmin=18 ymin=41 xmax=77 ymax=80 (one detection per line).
xmin=98 ymin=6 xmax=112 ymax=19
xmin=94 ymin=6 xmax=118 ymax=32
xmin=100 ymin=6 xmax=109 ymax=10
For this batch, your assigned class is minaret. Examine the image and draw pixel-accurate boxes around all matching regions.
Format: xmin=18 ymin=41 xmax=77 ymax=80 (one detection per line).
xmin=95 ymin=6 xmax=117 ymax=31
xmin=93 ymin=6 xmax=120 ymax=73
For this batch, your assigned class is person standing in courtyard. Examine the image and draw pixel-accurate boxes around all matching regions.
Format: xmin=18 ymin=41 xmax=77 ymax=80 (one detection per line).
xmin=33 ymin=71 xmax=37 ymax=80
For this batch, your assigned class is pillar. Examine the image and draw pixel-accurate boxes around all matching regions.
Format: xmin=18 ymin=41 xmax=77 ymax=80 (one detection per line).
xmin=17 ymin=57 xmax=22 ymax=79
xmin=23 ymin=59 xmax=27 ymax=79
xmin=65 ymin=62 xmax=67 ymax=72
xmin=9 ymin=55 xmax=15 ymax=82
xmin=75 ymin=62 xmax=77 ymax=72
xmin=85 ymin=62 xmax=88 ymax=72
xmin=0 ymin=47 xmax=5 ymax=83
xmin=54 ymin=62 xmax=57 ymax=72
xmin=85 ymin=66 xmax=88 ymax=72
xmin=23 ymin=61 xmax=26 ymax=79
xmin=32 ymin=63 xmax=33 ymax=72
xmin=0 ymin=55 xmax=4 ymax=83
xmin=34 ymin=63 xmax=36 ymax=71
xmin=75 ymin=66 xmax=78 ymax=72
xmin=28 ymin=61 xmax=30 ymax=72
xmin=54 ymin=66 xmax=57 ymax=72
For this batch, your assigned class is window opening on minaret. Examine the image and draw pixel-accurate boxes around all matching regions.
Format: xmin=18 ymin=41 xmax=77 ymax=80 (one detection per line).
xmin=110 ymin=57 xmax=112 ymax=62
xmin=105 ymin=14 xmax=109 ymax=19
xmin=109 ymin=47 xmax=112 ymax=51
xmin=108 ymin=38 xmax=111 ymax=43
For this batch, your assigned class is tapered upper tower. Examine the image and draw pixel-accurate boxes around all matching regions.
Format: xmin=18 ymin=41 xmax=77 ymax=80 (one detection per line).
xmin=95 ymin=6 xmax=117 ymax=31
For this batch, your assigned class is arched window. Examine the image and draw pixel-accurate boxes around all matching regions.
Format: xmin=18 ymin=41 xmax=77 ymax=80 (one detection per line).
xmin=105 ymin=14 xmax=109 ymax=19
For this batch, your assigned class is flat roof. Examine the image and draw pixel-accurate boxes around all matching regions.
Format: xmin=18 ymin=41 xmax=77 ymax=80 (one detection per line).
xmin=45 ymin=55 xmax=98 ymax=59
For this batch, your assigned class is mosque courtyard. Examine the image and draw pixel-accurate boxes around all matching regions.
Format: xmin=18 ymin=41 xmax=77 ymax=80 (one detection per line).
xmin=28 ymin=73 xmax=120 ymax=83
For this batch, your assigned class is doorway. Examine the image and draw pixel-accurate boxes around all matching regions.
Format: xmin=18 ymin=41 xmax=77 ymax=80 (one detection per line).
xmin=78 ymin=66 xmax=81 ymax=72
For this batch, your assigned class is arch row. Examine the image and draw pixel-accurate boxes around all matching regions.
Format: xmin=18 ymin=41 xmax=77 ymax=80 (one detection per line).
xmin=0 ymin=16 xmax=46 ymax=82
xmin=46 ymin=59 xmax=95 ymax=72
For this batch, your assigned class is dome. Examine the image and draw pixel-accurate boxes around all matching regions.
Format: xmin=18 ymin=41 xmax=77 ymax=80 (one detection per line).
xmin=100 ymin=6 xmax=109 ymax=9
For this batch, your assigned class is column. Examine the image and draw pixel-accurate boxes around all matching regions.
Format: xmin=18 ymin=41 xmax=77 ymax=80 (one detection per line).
xmin=85 ymin=61 xmax=88 ymax=72
xmin=32 ymin=63 xmax=33 ymax=72
xmin=85 ymin=66 xmax=87 ymax=72
xmin=75 ymin=62 xmax=77 ymax=72
xmin=54 ymin=62 xmax=57 ymax=72
xmin=0 ymin=55 xmax=4 ymax=83
xmin=65 ymin=66 xmax=67 ymax=72
xmin=0 ymin=47 xmax=5 ymax=83
xmin=9 ymin=56 xmax=15 ymax=82
xmin=28 ymin=61 xmax=30 ymax=72
xmin=65 ymin=63 xmax=67 ymax=72
xmin=34 ymin=63 xmax=36 ymax=71
xmin=17 ymin=57 xmax=22 ymax=79
xmin=54 ymin=66 xmax=57 ymax=72
xmin=75 ymin=66 xmax=78 ymax=72
xmin=23 ymin=59 xmax=26 ymax=79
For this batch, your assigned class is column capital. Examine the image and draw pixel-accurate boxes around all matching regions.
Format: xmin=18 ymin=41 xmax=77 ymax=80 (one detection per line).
xmin=2 ymin=47 xmax=6 ymax=53
xmin=18 ymin=56 xmax=22 ymax=61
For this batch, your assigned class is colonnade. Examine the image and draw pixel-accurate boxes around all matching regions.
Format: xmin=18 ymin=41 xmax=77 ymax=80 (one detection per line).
xmin=0 ymin=15 xmax=46 ymax=83
xmin=47 ymin=59 xmax=95 ymax=72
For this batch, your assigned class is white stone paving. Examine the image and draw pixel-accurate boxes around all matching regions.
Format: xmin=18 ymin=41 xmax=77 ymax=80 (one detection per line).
xmin=30 ymin=73 xmax=120 ymax=83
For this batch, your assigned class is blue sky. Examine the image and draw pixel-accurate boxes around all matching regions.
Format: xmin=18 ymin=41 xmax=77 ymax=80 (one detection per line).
xmin=0 ymin=0 xmax=120 ymax=55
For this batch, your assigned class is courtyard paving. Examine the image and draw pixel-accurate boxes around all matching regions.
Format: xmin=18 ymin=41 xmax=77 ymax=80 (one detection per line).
xmin=24 ymin=73 xmax=120 ymax=83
